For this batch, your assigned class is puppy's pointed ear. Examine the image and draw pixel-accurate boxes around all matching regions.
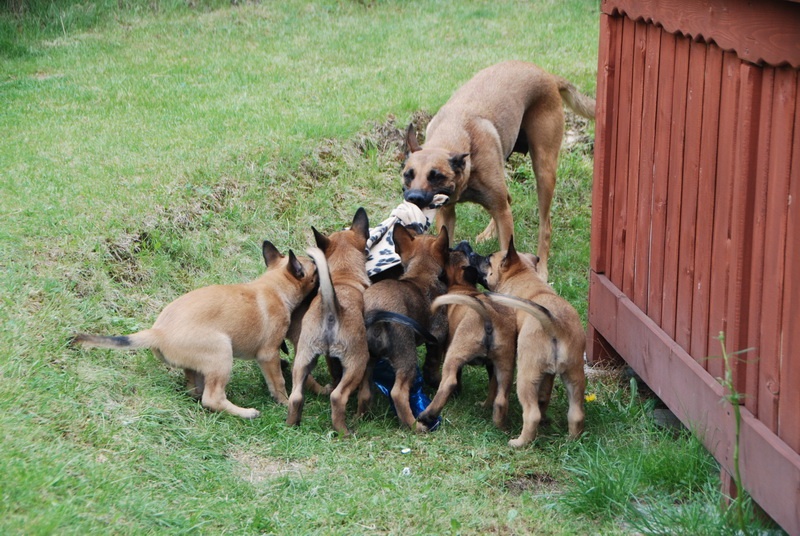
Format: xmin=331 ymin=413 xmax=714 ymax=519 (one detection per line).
xmin=262 ymin=240 xmax=283 ymax=268
xmin=287 ymin=250 xmax=305 ymax=280
xmin=449 ymin=152 xmax=469 ymax=174
xmin=351 ymin=207 xmax=369 ymax=241
xmin=405 ymin=124 xmax=422 ymax=155
xmin=312 ymin=227 xmax=331 ymax=252
xmin=392 ymin=223 xmax=414 ymax=256
xmin=503 ymin=236 xmax=519 ymax=266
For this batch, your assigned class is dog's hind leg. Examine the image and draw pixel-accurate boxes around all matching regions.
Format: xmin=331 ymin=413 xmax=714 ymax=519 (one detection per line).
xmin=356 ymin=361 xmax=375 ymax=417
xmin=491 ymin=357 xmax=514 ymax=431
xmin=561 ymin=365 xmax=586 ymax=439
xmin=286 ymin=346 xmax=317 ymax=426
xmin=200 ymin=358 xmax=260 ymax=419
xmin=523 ymin=101 xmax=563 ymax=282
xmin=537 ymin=373 xmax=555 ymax=424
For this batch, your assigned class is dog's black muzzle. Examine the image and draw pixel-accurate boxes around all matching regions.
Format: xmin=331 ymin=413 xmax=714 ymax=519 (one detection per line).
xmin=403 ymin=189 xmax=435 ymax=208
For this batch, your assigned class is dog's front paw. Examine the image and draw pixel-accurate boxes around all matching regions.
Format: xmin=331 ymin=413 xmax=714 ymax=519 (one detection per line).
xmin=475 ymin=220 xmax=497 ymax=243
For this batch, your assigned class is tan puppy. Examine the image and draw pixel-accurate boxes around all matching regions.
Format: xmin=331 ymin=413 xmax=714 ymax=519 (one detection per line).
xmin=472 ymin=238 xmax=586 ymax=447
xmin=417 ymin=243 xmax=517 ymax=432
xmin=71 ymin=242 xmax=318 ymax=418
xmin=286 ymin=208 xmax=371 ymax=436
xmin=402 ymin=60 xmax=596 ymax=280
xmin=362 ymin=224 xmax=449 ymax=430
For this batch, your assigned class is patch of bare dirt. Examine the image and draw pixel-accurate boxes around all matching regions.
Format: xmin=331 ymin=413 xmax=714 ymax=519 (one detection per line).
xmin=505 ymin=472 xmax=560 ymax=495
xmin=229 ymin=450 xmax=310 ymax=484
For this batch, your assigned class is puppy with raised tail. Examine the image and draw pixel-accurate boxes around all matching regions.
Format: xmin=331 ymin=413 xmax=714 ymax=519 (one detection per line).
xmin=286 ymin=208 xmax=371 ymax=436
xmin=402 ymin=60 xmax=596 ymax=281
xmin=71 ymin=241 xmax=318 ymax=418
xmin=472 ymin=238 xmax=586 ymax=447
xmin=417 ymin=243 xmax=517 ymax=432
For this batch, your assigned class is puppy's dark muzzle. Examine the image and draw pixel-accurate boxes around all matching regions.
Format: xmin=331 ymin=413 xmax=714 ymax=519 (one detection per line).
xmin=403 ymin=189 xmax=434 ymax=208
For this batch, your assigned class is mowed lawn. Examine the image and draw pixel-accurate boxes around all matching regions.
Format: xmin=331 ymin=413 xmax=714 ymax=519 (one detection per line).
xmin=2 ymin=1 xmax=770 ymax=534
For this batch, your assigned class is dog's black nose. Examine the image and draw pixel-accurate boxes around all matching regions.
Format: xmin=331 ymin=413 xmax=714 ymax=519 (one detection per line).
xmin=403 ymin=189 xmax=434 ymax=208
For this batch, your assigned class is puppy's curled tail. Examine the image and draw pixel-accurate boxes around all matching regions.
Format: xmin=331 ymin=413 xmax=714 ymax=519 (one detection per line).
xmin=307 ymin=247 xmax=338 ymax=324
xmin=485 ymin=292 xmax=557 ymax=340
xmin=70 ymin=330 xmax=160 ymax=350
xmin=556 ymin=76 xmax=596 ymax=120
xmin=431 ymin=294 xmax=491 ymax=324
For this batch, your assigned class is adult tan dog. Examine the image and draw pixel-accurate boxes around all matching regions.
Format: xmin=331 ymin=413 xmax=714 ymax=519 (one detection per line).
xmin=71 ymin=242 xmax=318 ymax=419
xmin=402 ymin=60 xmax=596 ymax=280
xmin=286 ymin=208 xmax=371 ymax=436
xmin=362 ymin=224 xmax=449 ymax=430
xmin=417 ymin=243 xmax=517 ymax=433
xmin=472 ymin=238 xmax=586 ymax=447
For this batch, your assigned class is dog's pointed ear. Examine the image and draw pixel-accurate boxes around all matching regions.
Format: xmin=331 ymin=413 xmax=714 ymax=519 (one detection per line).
xmin=262 ymin=240 xmax=283 ymax=268
xmin=405 ymin=124 xmax=422 ymax=155
xmin=287 ymin=250 xmax=305 ymax=280
xmin=462 ymin=265 xmax=480 ymax=286
xmin=503 ymin=236 xmax=519 ymax=266
xmin=392 ymin=223 xmax=414 ymax=256
xmin=312 ymin=227 xmax=331 ymax=252
xmin=449 ymin=152 xmax=470 ymax=174
xmin=351 ymin=207 xmax=369 ymax=241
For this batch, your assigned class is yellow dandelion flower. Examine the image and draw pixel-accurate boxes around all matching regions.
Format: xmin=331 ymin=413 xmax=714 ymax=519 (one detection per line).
xmin=584 ymin=393 xmax=597 ymax=402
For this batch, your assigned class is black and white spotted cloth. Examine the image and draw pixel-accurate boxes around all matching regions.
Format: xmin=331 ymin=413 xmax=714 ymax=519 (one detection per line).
xmin=365 ymin=194 xmax=449 ymax=278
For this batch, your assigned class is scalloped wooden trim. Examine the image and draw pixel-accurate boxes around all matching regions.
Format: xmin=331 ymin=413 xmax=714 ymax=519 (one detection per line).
xmin=601 ymin=0 xmax=800 ymax=68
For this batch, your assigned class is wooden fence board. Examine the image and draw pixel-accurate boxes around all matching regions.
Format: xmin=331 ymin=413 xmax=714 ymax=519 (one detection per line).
xmin=758 ymin=68 xmax=798 ymax=432
xmin=778 ymin=98 xmax=800 ymax=452
xmin=610 ymin=16 xmax=636 ymax=289
xmin=632 ymin=24 xmax=661 ymax=312
xmin=660 ymin=36 xmax=690 ymax=339
xmin=622 ymin=21 xmax=648 ymax=298
xmin=646 ymin=28 xmax=676 ymax=327
xmin=689 ymin=45 xmax=723 ymax=365
xmin=707 ymin=51 xmax=741 ymax=380
xmin=744 ymin=68 xmax=775 ymax=415
xmin=675 ymin=40 xmax=707 ymax=354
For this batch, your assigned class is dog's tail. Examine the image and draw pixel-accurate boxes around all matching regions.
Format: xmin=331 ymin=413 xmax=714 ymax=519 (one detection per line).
xmin=484 ymin=292 xmax=558 ymax=340
xmin=556 ymin=77 xmax=596 ymax=120
xmin=365 ymin=310 xmax=438 ymax=346
xmin=70 ymin=330 xmax=160 ymax=350
xmin=307 ymin=247 xmax=339 ymax=322
xmin=431 ymin=293 xmax=492 ymax=324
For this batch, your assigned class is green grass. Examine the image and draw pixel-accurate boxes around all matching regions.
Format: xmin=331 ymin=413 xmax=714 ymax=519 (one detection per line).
xmin=0 ymin=1 xmax=781 ymax=534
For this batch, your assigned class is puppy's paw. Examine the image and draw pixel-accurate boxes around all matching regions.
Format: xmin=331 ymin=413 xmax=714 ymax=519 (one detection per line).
xmin=319 ymin=384 xmax=333 ymax=396
xmin=242 ymin=408 xmax=261 ymax=419
xmin=508 ymin=437 xmax=528 ymax=448
xmin=475 ymin=220 xmax=497 ymax=243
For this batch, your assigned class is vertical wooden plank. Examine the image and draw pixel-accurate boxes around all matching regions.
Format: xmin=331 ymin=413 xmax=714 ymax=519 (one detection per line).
xmin=778 ymin=82 xmax=800 ymax=453
xmin=758 ymin=67 xmax=797 ymax=433
xmin=675 ymin=40 xmax=707 ymax=354
xmin=602 ymin=14 xmax=627 ymax=280
xmin=633 ymin=24 xmax=662 ymax=312
xmin=689 ymin=44 xmax=723 ymax=365
xmin=743 ymin=68 xmax=775 ymax=416
xmin=621 ymin=21 xmax=648 ymax=298
xmin=647 ymin=29 xmax=676 ymax=327
xmin=728 ymin=63 xmax=763 ymax=395
xmin=590 ymin=13 xmax=620 ymax=276
xmin=707 ymin=51 xmax=741 ymax=381
xmin=660 ymin=34 xmax=691 ymax=340
xmin=609 ymin=16 xmax=636 ymax=290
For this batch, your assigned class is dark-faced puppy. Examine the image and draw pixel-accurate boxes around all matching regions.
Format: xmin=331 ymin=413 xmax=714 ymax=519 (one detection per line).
xmin=474 ymin=238 xmax=586 ymax=447
xmin=417 ymin=243 xmax=518 ymax=432
xmin=72 ymin=242 xmax=318 ymax=418
xmin=286 ymin=208 xmax=371 ymax=436
xmin=362 ymin=224 xmax=449 ymax=431
xmin=402 ymin=60 xmax=596 ymax=281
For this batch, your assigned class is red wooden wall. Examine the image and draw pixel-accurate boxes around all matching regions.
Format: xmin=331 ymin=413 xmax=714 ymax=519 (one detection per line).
xmin=588 ymin=1 xmax=800 ymax=533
